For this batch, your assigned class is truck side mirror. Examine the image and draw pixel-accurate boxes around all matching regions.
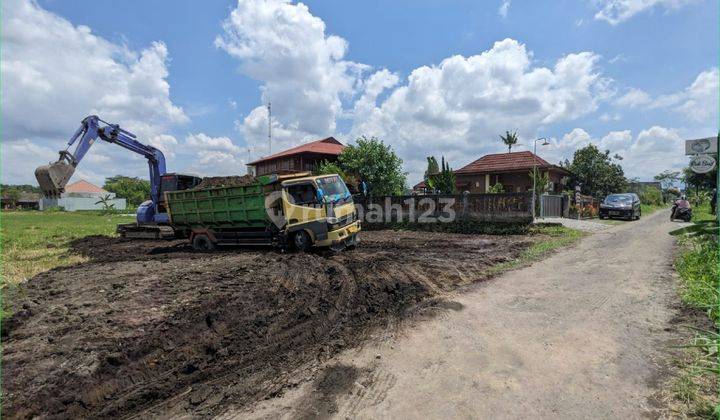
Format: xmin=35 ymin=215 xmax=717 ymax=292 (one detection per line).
xmin=316 ymin=188 xmax=325 ymax=203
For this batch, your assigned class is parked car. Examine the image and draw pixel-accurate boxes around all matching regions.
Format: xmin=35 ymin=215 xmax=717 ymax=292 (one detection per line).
xmin=598 ymin=193 xmax=641 ymax=220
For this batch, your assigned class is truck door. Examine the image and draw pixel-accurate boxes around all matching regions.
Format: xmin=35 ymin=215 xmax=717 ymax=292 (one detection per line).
xmin=283 ymin=182 xmax=327 ymax=239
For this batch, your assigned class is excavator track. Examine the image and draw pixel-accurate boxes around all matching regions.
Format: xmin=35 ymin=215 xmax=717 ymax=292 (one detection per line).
xmin=117 ymin=223 xmax=176 ymax=239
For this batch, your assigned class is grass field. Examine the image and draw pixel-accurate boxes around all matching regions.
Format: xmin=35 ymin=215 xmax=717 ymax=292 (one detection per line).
xmin=1 ymin=211 xmax=134 ymax=287
xmin=667 ymin=201 xmax=719 ymax=416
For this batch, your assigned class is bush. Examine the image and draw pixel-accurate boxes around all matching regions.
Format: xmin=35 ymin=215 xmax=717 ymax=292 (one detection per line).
xmin=488 ymin=183 xmax=505 ymax=194
xmin=676 ymin=235 xmax=720 ymax=323
xmin=640 ymin=186 xmax=663 ymax=206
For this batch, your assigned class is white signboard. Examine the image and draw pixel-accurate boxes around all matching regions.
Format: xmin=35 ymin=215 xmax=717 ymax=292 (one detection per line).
xmin=685 ymin=137 xmax=718 ymax=155
xmin=689 ymin=154 xmax=716 ymax=174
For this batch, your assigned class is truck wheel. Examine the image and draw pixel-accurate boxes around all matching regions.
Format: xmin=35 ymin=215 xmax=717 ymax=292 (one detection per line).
xmin=293 ymin=230 xmax=312 ymax=252
xmin=192 ymin=234 xmax=215 ymax=251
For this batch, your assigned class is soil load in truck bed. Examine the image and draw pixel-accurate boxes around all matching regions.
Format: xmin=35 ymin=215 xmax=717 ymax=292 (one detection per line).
xmin=3 ymin=230 xmax=534 ymax=419
xmin=193 ymin=175 xmax=258 ymax=190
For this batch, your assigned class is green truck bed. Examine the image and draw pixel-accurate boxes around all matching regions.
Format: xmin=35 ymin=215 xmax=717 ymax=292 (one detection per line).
xmin=165 ymin=184 xmax=270 ymax=229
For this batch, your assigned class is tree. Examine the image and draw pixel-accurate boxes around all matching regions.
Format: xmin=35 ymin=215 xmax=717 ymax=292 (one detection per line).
xmin=337 ymin=136 xmax=407 ymax=196
xmin=314 ymin=160 xmax=359 ymax=191
xmin=529 ymin=170 xmax=550 ymax=195
xmin=566 ymin=144 xmax=627 ymax=197
xmin=500 ymin=131 xmax=519 ymax=153
xmin=426 ymin=156 xmax=456 ymax=194
xmin=4 ymin=188 xmax=21 ymax=209
xmin=682 ymin=167 xmax=716 ymax=193
xmin=424 ymin=156 xmax=440 ymax=180
xmin=654 ymin=170 xmax=680 ymax=190
xmin=103 ymin=176 xmax=150 ymax=207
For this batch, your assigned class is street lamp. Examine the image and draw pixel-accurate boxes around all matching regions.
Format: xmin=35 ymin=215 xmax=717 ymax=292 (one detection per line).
xmin=531 ymin=137 xmax=550 ymax=220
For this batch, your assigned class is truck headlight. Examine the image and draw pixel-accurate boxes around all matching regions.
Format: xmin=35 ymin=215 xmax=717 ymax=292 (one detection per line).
xmin=327 ymin=217 xmax=339 ymax=224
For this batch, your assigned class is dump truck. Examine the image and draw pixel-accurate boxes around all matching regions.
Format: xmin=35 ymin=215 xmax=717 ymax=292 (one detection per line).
xmin=165 ymin=172 xmax=360 ymax=251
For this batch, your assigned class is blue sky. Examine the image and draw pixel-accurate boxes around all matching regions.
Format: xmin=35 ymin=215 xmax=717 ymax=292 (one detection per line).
xmin=2 ymin=0 xmax=718 ymax=186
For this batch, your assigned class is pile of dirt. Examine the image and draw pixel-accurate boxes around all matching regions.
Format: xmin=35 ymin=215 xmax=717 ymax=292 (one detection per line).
xmin=194 ymin=174 xmax=257 ymax=190
xmin=3 ymin=231 xmax=532 ymax=419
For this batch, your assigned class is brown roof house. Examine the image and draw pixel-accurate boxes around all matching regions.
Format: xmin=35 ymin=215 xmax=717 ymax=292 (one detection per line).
xmin=40 ymin=179 xmax=126 ymax=211
xmin=247 ymin=137 xmax=345 ymax=176
xmin=415 ymin=151 xmax=570 ymax=194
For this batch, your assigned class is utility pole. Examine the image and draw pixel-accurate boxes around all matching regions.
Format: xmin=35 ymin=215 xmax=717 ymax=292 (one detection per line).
xmin=267 ymin=102 xmax=272 ymax=155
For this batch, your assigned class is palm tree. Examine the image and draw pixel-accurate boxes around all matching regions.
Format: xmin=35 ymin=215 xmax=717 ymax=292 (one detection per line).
xmin=500 ymin=131 xmax=519 ymax=153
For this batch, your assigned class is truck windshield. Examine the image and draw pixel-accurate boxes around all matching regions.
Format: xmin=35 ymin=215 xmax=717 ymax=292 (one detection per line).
xmin=316 ymin=175 xmax=350 ymax=204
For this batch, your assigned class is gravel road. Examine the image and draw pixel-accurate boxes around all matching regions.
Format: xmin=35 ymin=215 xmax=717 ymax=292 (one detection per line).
xmin=240 ymin=209 xmax=688 ymax=419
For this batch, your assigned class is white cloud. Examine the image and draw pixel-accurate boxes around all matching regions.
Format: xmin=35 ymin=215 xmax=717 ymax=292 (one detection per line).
xmin=1 ymin=0 xmax=186 ymax=185
xmin=216 ymin=0 xmax=369 ymax=154
xmin=182 ymin=133 xmax=245 ymax=175
xmin=350 ymin=39 xmax=610 ymax=182
xmin=599 ymin=113 xmax=621 ymax=122
xmin=614 ymin=88 xmax=651 ymax=107
xmin=186 ymin=133 xmax=241 ymax=153
xmin=611 ymin=68 xmax=718 ymax=126
xmin=543 ymin=126 xmax=684 ymax=179
xmin=498 ymin=0 xmax=511 ymax=18
xmin=215 ymin=3 xmax=610 ymax=184
xmin=654 ymin=68 xmax=719 ymax=122
xmin=594 ymin=0 xmax=699 ymax=25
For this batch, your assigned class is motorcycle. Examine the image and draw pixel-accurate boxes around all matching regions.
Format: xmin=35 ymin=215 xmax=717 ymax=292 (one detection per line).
xmin=670 ymin=201 xmax=692 ymax=222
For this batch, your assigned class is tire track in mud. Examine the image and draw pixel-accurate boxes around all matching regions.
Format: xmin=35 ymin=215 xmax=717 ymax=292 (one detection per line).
xmin=3 ymin=230 xmax=533 ymax=419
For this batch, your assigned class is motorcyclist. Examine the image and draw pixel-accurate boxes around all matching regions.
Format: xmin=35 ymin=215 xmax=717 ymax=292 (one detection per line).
xmin=671 ymin=194 xmax=691 ymax=220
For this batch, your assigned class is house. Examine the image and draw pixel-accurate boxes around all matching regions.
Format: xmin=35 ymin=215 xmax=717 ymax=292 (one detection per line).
xmin=246 ymin=137 xmax=345 ymax=176
xmin=40 ymin=180 xmax=127 ymax=211
xmin=1 ymin=191 xmax=41 ymax=210
xmin=414 ymin=151 xmax=570 ymax=194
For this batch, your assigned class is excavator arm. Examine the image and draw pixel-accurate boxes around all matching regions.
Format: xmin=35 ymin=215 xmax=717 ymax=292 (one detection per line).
xmin=35 ymin=115 xmax=166 ymax=206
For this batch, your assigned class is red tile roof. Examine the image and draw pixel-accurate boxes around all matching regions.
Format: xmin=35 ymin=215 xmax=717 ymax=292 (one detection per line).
xmin=64 ymin=179 xmax=107 ymax=194
xmin=248 ymin=137 xmax=345 ymax=165
xmin=455 ymin=151 xmax=563 ymax=174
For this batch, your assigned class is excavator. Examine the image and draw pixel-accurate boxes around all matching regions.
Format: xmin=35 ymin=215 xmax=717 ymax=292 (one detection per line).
xmin=35 ymin=115 xmax=202 ymax=238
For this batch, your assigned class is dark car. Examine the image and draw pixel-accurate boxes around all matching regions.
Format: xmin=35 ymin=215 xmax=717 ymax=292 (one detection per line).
xmin=598 ymin=193 xmax=641 ymax=220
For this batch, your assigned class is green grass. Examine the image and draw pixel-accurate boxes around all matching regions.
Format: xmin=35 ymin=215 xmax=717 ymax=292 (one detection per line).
xmin=641 ymin=203 xmax=667 ymax=216
xmin=691 ymin=202 xmax=716 ymax=223
xmin=486 ymin=225 xmax=584 ymax=275
xmin=668 ymin=201 xmax=719 ymax=416
xmin=1 ymin=211 xmax=134 ymax=287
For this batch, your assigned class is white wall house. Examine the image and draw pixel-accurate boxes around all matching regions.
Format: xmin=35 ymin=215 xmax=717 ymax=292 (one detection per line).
xmin=40 ymin=180 xmax=126 ymax=211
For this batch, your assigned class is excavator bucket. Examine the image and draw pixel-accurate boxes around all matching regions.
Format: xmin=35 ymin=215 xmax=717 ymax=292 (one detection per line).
xmin=35 ymin=161 xmax=75 ymax=198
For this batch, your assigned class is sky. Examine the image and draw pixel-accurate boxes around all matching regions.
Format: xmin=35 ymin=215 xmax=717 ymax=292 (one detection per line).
xmin=2 ymin=0 xmax=718 ymax=187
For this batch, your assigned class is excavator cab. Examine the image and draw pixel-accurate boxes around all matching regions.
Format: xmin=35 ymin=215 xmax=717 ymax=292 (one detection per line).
xmin=157 ymin=173 xmax=202 ymax=211
xmin=35 ymin=151 xmax=77 ymax=198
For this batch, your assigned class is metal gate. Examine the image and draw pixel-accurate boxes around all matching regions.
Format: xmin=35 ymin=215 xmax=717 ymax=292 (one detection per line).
xmin=540 ymin=194 xmax=566 ymax=218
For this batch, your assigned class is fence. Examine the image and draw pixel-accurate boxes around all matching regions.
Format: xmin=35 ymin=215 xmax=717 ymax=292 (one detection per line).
xmin=353 ymin=192 xmax=532 ymax=226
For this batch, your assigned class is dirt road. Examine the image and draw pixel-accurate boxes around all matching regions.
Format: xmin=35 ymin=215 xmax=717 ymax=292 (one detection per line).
xmin=241 ymin=210 xmax=687 ymax=419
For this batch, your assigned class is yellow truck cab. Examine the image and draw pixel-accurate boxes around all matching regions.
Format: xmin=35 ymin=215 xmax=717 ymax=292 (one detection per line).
xmin=280 ymin=173 xmax=361 ymax=251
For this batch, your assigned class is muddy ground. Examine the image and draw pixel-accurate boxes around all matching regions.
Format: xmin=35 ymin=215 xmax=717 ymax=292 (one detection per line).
xmin=3 ymin=230 xmax=535 ymax=419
